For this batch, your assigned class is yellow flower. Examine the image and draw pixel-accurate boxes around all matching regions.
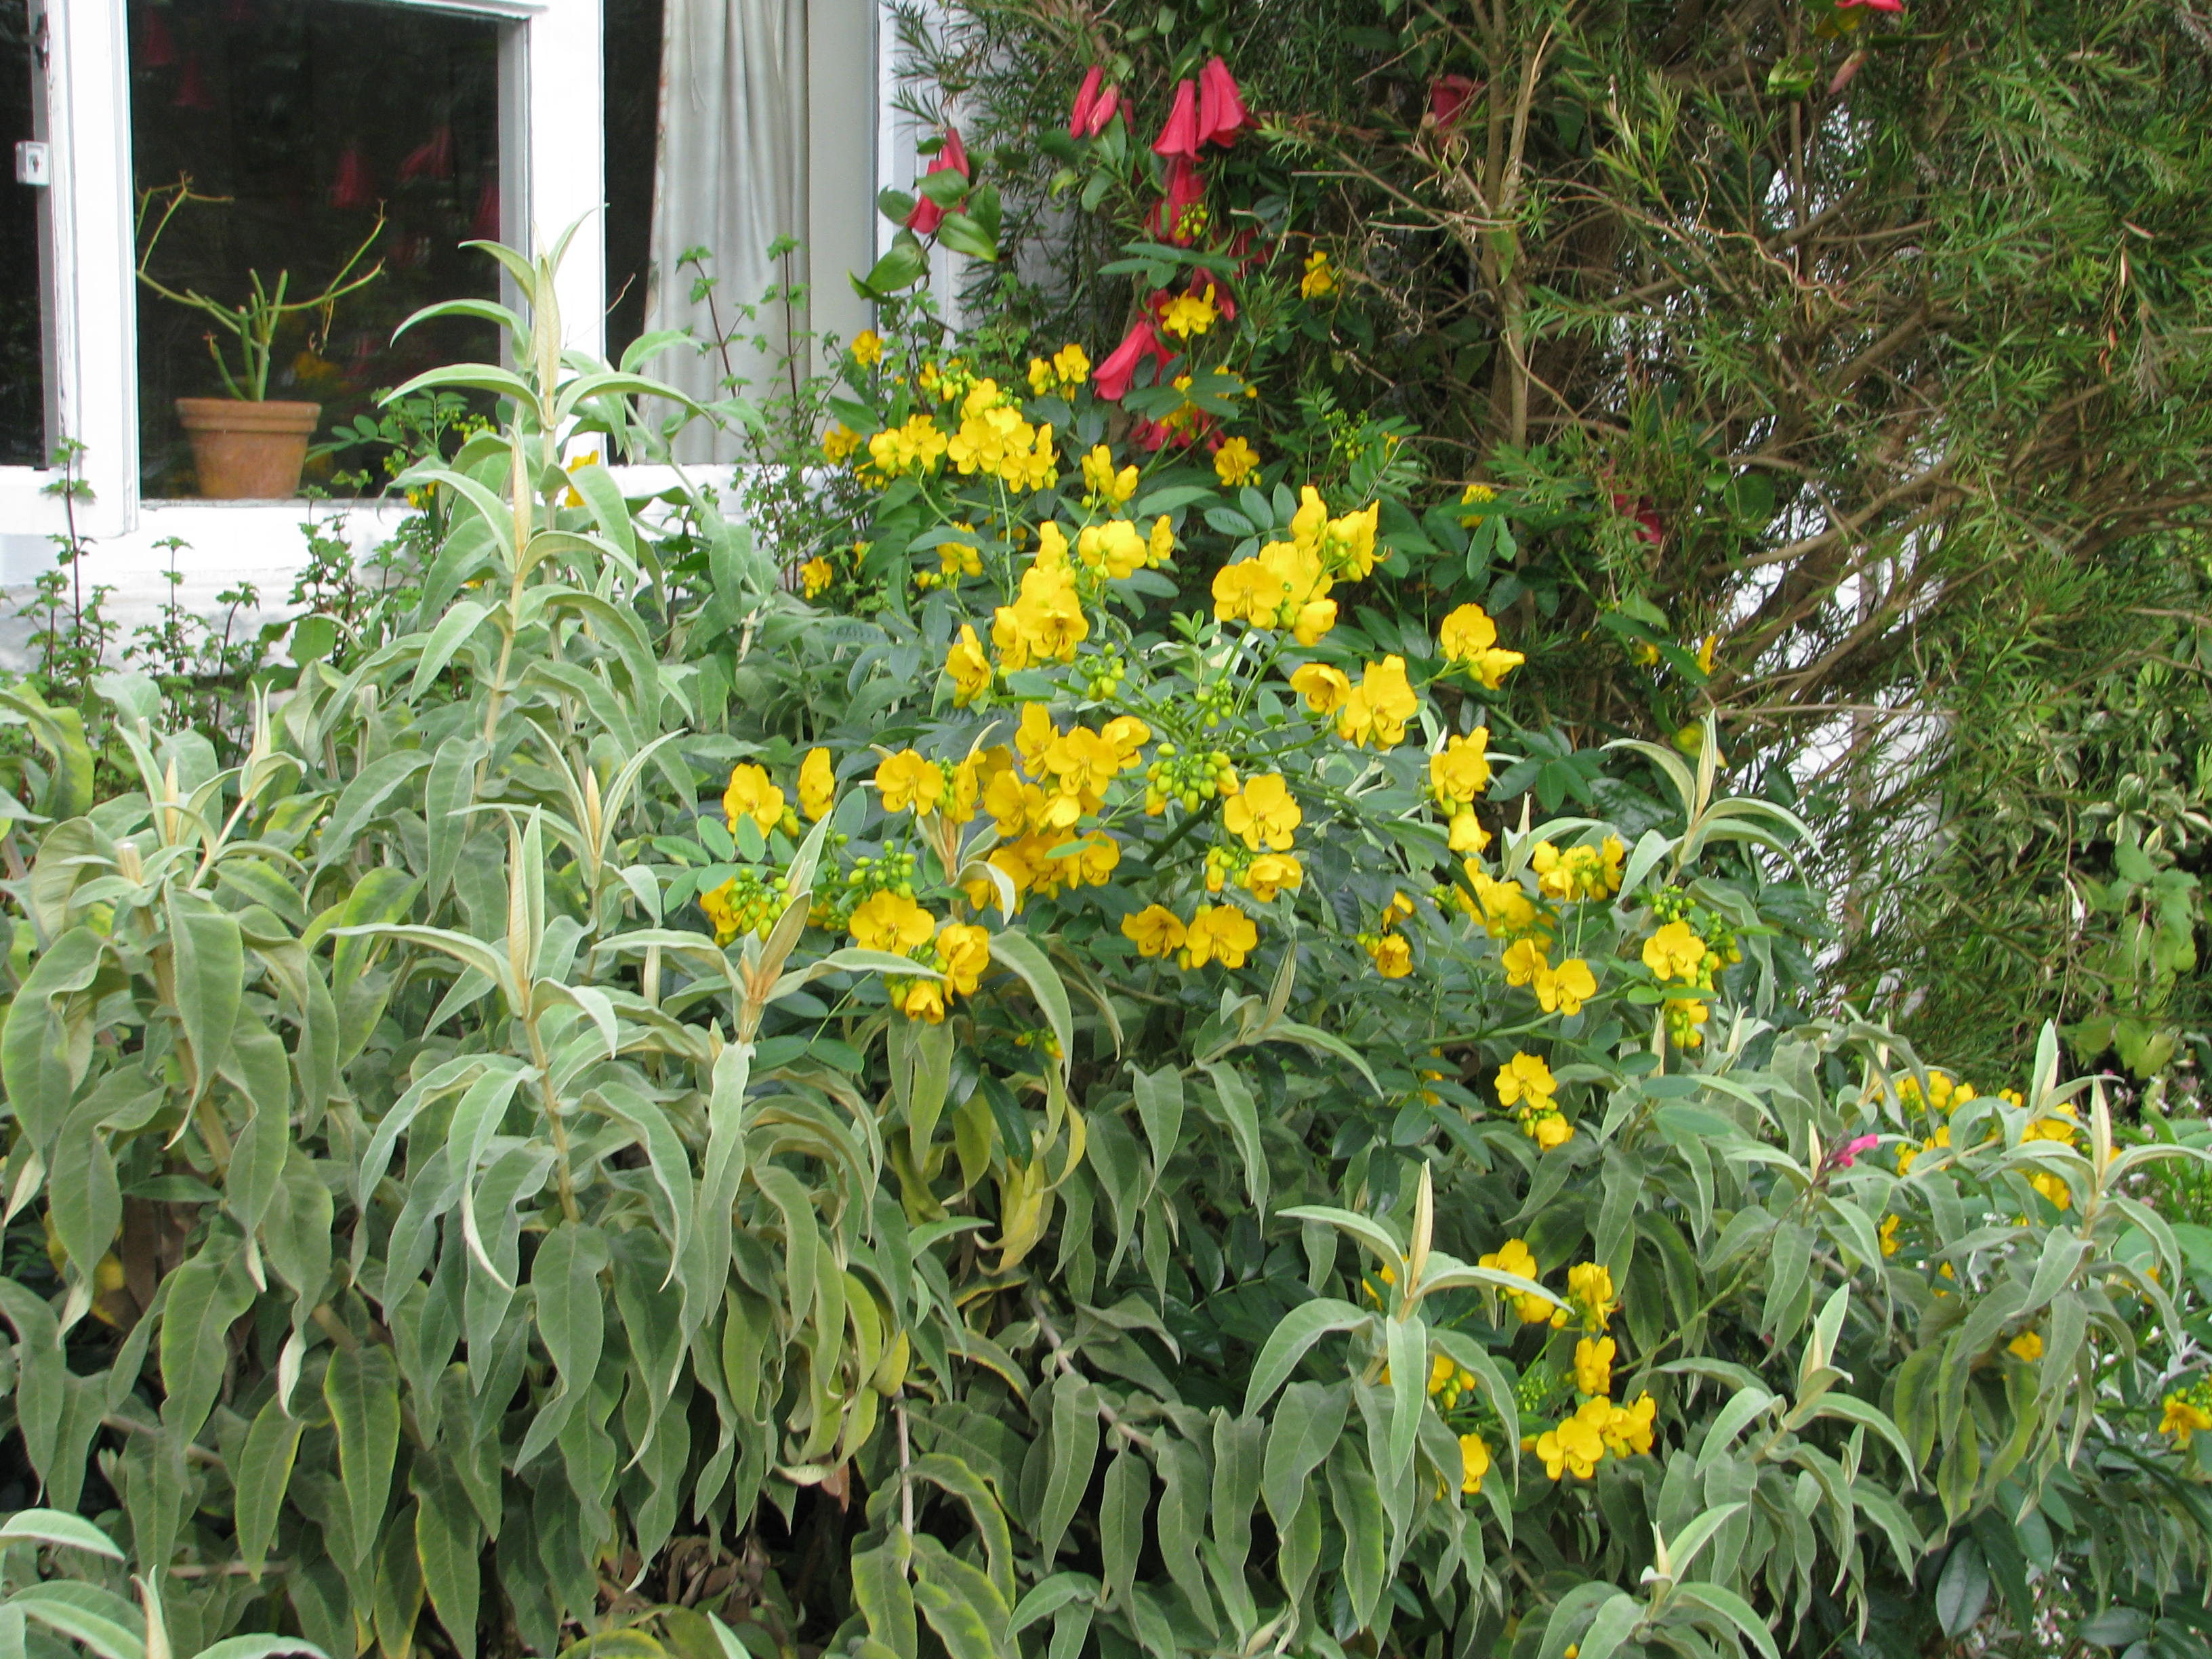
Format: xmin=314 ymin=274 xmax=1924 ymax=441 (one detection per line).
xmin=821 ymin=424 xmax=862 ymax=464
xmin=1449 ymin=812 xmax=1490 ymax=853
xmin=1027 ymin=357 xmax=1053 ymax=396
xmin=1494 ymin=1051 xmax=1555 ymax=1111
xmin=848 ymin=891 xmax=935 ymax=954
xmin=1501 ymin=937 xmax=1549 ymax=988
xmin=933 ymin=537 xmax=983 ymax=582
xmin=2030 ymin=1170 xmax=2072 ymax=1210
xmin=1159 ymin=289 xmax=1218 ymax=339
xmin=1458 ymin=1433 xmax=1490 ymax=1494
xmin=1643 ymin=920 xmax=1706 ymax=983
xmin=991 ymin=557 xmax=1089 ymax=668
xmin=1664 ymin=996 xmax=1708 ymax=1048
xmin=1526 ymin=1111 xmax=1574 ymax=1151
xmin=1081 ymin=444 xmax=1139 ymax=505
xmin=1289 ymin=662 xmax=1352 ymax=715
xmin=723 ymin=764 xmax=785 ymax=838
xmin=1574 ymin=1336 xmax=1615 ymax=1397
xmin=1436 ymin=602 xmax=1525 ymax=688
xmin=850 ymin=329 xmax=884 ymax=367
xmin=792 ymin=748 xmax=835 ymax=822
xmin=1696 ymin=634 xmax=1718 ymax=674
xmin=799 ymin=556 xmax=835 ymax=598
xmin=899 ymin=978 xmax=947 ymax=1023
xmin=1879 ymin=1213 xmax=1900 ymax=1256
xmin=1478 ymin=1238 xmax=1553 ymax=1324
xmin=2161 ymin=1393 xmax=2212 ymax=1447
xmin=1149 ymin=516 xmax=1175 ymax=565
xmin=1535 ymin=1412 xmax=1605 ymax=1480
xmin=1122 ymin=904 xmax=1189 ymax=958
xmin=876 ymin=750 xmax=947 ymax=815
xmin=1215 ymin=437 xmax=1261 ymax=487
xmin=1535 ymin=957 xmax=1598 ymax=1017
xmin=1461 ymin=869 xmax=1547 ymax=941
xmin=1601 ymin=1392 xmax=1657 ymax=1456
xmin=1052 ymin=342 xmax=1091 ymax=386
xmin=1567 ymin=1262 xmax=1617 ymax=1330
xmin=1076 ymin=520 xmax=1150 ymax=580
xmin=2008 ymin=1330 xmax=2043 ymax=1363
xmin=1225 ymin=773 xmax=1302 ymax=851
xmin=1335 ymin=656 xmax=1420 ymax=748
xmin=935 ymin=922 xmax=991 ymax=997
xmin=1458 ymin=482 xmax=1496 ymax=525
xmin=1429 ymin=731 xmax=1493 ymax=808
xmin=1367 ymin=933 xmax=1413 ymax=978
xmin=947 ymin=625 xmax=993 ymax=706
xmin=1244 ymin=853 xmax=1303 ymax=903
xmin=1300 ymin=249 xmax=1337 ymax=299
xmin=1181 ymin=904 xmax=1259 ymax=970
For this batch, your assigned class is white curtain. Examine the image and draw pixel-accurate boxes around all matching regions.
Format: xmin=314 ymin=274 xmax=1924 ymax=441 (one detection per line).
xmin=648 ymin=0 xmax=811 ymax=463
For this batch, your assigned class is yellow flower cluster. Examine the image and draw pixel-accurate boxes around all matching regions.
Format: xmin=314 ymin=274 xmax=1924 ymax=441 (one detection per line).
xmin=1334 ymin=657 xmax=1420 ymax=749
xmin=1429 ymin=731 xmax=1494 ymax=853
xmin=946 ymin=381 xmax=1059 ymax=492
xmin=1437 ymin=603 xmax=1525 ymax=690
xmin=1212 ymin=487 xmax=1378 ymax=642
xmin=1532 ymin=837 xmax=1624 ymax=902
xmin=868 ymin=414 xmax=950 ymax=478
xmin=1456 ymin=867 xmax=1549 ymax=942
xmin=1359 ymin=890 xmax=1417 ymax=978
xmin=1478 ymin=1238 xmax=1555 ymax=1325
xmin=893 ymin=921 xmax=992 ymax=1023
xmin=1159 ymin=288 xmax=1218 ymax=339
xmin=1026 ymin=342 xmax=1092 ymax=394
xmin=1080 ymin=445 xmax=1139 ymax=506
xmin=822 ymin=422 xmax=863 ymax=464
xmin=1494 ymin=1050 xmax=1572 ymax=1150
xmin=1890 ymin=1073 xmax=2076 ymax=1209
xmin=1501 ymin=938 xmax=1599 ymax=1020
xmin=1120 ymin=902 xmax=1260 ymax=970
xmin=991 ymin=533 xmax=1090 ymax=669
xmin=849 ymin=328 xmax=884 ymax=367
xmin=1532 ymin=1394 xmax=1656 ymax=1480
xmin=799 ymin=556 xmax=836 ymax=597
xmin=700 ymin=868 xmax=782 ymax=945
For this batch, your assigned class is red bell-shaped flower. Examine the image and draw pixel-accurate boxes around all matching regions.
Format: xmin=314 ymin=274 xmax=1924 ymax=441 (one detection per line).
xmin=1152 ymin=79 xmax=1200 ymax=161
xmin=904 ymin=126 xmax=972 ymax=234
xmin=331 ymin=146 xmax=375 ymax=210
xmin=1083 ymin=83 xmax=1120 ymax=138
xmin=401 ymin=124 xmax=455 ymax=182
xmin=1093 ymin=319 xmax=1172 ymax=402
xmin=1069 ymin=66 xmax=1104 ymax=137
xmin=1195 ymin=58 xmax=1251 ymax=146
xmin=1145 ymin=155 xmax=1205 ymax=247
xmin=140 ymin=10 xmax=179 ymax=68
xmin=1429 ymin=73 xmax=1476 ymax=129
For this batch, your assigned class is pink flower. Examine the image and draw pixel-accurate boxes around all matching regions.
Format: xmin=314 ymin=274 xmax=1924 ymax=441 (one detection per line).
xmin=1611 ymin=491 xmax=1663 ymax=548
xmin=1070 ymin=66 xmax=1104 ymax=136
xmin=1146 ymin=156 xmax=1205 ymax=247
xmin=1087 ymin=85 xmax=1122 ymax=136
xmin=904 ymin=127 xmax=972 ymax=234
xmin=1093 ymin=320 xmax=1172 ymax=402
xmin=1834 ymin=1134 xmax=1881 ymax=1169
xmin=1196 ymin=58 xmax=1252 ymax=146
xmin=1430 ymin=73 xmax=1476 ymax=129
xmin=1153 ymin=79 xmax=1200 ymax=161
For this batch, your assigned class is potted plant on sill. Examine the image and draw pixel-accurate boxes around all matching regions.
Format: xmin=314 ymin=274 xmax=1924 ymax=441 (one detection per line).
xmin=136 ymin=179 xmax=385 ymax=499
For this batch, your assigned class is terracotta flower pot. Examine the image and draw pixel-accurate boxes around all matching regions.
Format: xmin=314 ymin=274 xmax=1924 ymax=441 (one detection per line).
xmin=175 ymin=398 xmax=323 ymax=499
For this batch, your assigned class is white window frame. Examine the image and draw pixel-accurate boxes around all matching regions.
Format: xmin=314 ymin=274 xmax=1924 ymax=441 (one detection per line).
xmin=1 ymin=0 xmax=607 ymax=546
xmin=3 ymin=0 xmax=892 ymax=614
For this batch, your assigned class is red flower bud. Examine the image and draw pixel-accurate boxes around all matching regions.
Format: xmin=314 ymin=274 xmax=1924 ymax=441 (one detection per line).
xmin=1085 ymin=85 xmax=1121 ymax=137
xmin=1069 ymin=66 xmax=1105 ymax=137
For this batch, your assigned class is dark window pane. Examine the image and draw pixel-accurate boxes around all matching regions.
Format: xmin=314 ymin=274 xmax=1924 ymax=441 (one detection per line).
xmin=1 ymin=0 xmax=45 ymax=468
xmin=129 ymin=0 xmax=503 ymax=497
xmin=604 ymin=0 xmax=663 ymax=368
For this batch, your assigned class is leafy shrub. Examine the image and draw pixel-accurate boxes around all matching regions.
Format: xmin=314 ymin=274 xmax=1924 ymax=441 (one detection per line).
xmin=0 ymin=235 xmax=2205 ymax=1659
